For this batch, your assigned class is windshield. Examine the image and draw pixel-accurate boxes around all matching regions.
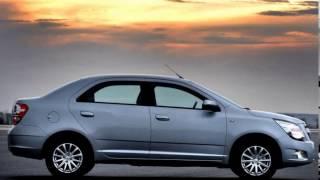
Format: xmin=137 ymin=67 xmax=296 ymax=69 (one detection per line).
xmin=190 ymin=81 xmax=244 ymax=109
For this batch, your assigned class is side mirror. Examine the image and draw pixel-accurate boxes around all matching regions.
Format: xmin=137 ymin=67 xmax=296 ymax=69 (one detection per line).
xmin=202 ymin=100 xmax=221 ymax=112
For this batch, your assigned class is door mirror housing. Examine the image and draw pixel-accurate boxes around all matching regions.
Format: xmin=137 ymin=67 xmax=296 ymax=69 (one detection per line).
xmin=202 ymin=100 xmax=221 ymax=112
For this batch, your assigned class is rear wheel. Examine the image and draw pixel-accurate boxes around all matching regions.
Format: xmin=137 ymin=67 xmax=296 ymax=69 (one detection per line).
xmin=45 ymin=139 xmax=94 ymax=176
xmin=231 ymin=143 xmax=276 ymax=178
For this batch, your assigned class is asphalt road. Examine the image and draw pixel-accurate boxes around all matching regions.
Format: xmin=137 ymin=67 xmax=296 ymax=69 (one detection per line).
xmin=0 ymin=131 xmax=318 ymax=180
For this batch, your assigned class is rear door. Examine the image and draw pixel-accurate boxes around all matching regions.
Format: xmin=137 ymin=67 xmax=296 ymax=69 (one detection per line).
xmin=70 ymin=81 xmax=151 ymax=159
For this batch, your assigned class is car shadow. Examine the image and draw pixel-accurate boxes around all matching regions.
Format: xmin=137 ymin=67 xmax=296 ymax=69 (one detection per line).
xmin=1 ymin=176 xmax=299 ymax=180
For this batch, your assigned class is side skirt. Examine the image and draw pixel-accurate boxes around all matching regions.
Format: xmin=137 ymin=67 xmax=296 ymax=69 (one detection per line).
xmin=95 ymin=158 xmax=229 ymax=168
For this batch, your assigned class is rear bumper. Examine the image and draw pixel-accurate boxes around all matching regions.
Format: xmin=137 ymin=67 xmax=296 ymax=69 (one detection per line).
xmin=8 ymin=134 xmax=44 ymax=159
xmin=9 ymin=146 xmax=42 ymax=159
xmin=8 ymin=124 xmax=46 ymax=159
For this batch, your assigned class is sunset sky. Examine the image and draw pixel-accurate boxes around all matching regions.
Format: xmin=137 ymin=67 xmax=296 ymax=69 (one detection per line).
xmin=0 ymin=0 xmax=318 ymax=113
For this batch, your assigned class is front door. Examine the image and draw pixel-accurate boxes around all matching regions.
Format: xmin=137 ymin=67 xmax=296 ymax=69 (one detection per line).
xmin=149 ymin=83 xmax=227 ymax=161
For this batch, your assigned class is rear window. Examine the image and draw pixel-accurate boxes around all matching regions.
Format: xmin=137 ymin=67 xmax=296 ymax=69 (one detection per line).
xmin=77 ymin=81 xmax=146 ymax=105
xmin=94 ymin=85 xmax=140 ymax=104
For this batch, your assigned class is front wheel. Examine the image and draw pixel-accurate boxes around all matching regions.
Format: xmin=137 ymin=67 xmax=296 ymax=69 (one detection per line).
xmin=45 ymin=139 xmax=94 ymax=176
xmin=231 ymin=144 xmax=276 ymax=178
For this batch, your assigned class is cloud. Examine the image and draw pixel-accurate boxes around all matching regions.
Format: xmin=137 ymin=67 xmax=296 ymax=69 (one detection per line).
xmin=285 ymin=31 xmax=315 ymax=37
xmin=36 ymin=18 xmax=67 ymax=22
xmin=0 ymin=2 xmax=25 ymax=19
xmin=152 ymin=27 xmax=167 ymax=32
xmin=258 ymin=0 xmax=318 ymax=16
xmin=190 ymin=20 xmax=317 ymax=39
xmin=34 ymin=19 xmax=67 ymax=28
xmin=107 ymin=29 xmax=167 ymax=44
xmin=259 ymin=0 xmax=289 ymax=2
xmin=259 ymin=8 xmax=318 ymax=16
xmin=203 ymin=34 xmax=261 ymax=45
xmin=166 ymin=0 xmax=205 ymax=4
xmin=0 ymin=19 xmax=169 ymax=48
xmin=0 ymin=0 xmax=316 ymax=50
xmin=299 ymin=1 xmax=318 ymax=7
xmin=0 ymin=19 xmax=30 ymax=23
xmin=0 ymin=3 xmax=68 ymax=31
xmin=0 ymin=18 xmax=68 ymax=40
xmin=0 ymin=17 xmax=316 ymax=51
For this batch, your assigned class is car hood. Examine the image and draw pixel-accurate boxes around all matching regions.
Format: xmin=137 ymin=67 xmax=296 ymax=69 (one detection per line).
xmin=248 ymin=110 xmax=305 ymax=124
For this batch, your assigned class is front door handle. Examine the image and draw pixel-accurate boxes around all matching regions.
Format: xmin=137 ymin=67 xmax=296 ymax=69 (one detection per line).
xmin=155 ymin=114 xmax=170 ymax=121
xmin=80 ymin=111 xmax=94 ymax=118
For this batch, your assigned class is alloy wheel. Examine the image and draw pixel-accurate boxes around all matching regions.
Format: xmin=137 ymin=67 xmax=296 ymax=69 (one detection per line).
xmin=240 ymin=145 xmax=272 ymax=176
xmin=52 ymin=143 xmax=83 ymax=173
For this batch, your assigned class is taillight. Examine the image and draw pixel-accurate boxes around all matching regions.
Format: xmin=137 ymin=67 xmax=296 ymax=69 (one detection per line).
xmin=12 ymin=103 xmax=29 ymax=125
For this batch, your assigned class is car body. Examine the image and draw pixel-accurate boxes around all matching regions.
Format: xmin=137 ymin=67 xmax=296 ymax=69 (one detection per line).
xmin=8 ymin=75 xmax=315 ymax=178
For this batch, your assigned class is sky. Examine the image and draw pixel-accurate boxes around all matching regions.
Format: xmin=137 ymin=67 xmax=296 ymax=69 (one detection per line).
xmin=0 ymin=0 xmax=318 ymax=113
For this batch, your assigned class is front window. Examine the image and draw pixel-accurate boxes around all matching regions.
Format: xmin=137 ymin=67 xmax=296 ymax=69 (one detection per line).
xmin=154 ymin=86 xmax=203 ymax=109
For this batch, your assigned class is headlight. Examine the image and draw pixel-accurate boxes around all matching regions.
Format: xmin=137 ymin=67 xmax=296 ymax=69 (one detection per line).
xmin=275 ymin=120 xmax=305 ymax=140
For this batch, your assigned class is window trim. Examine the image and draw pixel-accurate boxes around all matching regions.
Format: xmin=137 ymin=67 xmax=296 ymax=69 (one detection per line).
xmin=75 ymin=79 xmax=222 ymax=111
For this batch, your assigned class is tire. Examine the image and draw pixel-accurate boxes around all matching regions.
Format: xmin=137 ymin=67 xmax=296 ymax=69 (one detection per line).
xmin=230 ymin=141 xmax=277 ymax=179
xmin=45 ymin=138 xmax=94 ymax=176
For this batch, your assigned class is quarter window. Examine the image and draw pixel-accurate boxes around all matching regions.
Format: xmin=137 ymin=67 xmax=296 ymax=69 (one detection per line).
xmin=154 ymin=86 xmax=203 ymax=109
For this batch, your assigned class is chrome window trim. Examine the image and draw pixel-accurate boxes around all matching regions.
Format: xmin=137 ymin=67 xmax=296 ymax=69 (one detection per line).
xmin=97 ymin=149 xmax=227 ymax=157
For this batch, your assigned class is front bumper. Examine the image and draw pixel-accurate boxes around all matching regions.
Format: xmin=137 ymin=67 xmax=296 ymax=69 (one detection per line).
xmin=282 ymin=140 xmax=315 ymax=167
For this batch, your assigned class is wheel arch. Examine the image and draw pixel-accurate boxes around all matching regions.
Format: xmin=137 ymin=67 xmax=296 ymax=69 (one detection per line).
xmin=41 ymin=130 xmax=95 ymax=159
xmin=229 ymin=133 xmax=283 ymax=168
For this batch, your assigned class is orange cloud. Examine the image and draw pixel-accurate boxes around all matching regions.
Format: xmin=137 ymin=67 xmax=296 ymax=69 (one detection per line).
xmin=2 ymin=0 xmax=316 ymax=26
xmin=0 ymin=0 xmax=317 ymax=56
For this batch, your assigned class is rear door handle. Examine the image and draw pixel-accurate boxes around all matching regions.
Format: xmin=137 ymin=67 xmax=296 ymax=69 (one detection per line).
xmin=80 ymin=111 xmax=94 ymax=118
xmin=155 ymin=115 xmax=170 ymax=121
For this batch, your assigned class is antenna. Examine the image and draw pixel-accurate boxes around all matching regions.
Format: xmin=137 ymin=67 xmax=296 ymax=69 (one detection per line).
xmin=165 ymin=64 xmax=184 ymax=79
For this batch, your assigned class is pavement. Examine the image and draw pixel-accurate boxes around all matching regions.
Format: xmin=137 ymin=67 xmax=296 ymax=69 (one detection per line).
xmin=0 ymin=127 xmax=318 ymax=180
xmin=0 ymin=125 xmax=12 ymax=130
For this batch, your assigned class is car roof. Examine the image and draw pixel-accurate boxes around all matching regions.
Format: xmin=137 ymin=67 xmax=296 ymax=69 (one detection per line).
xmin=44 ymin=74 xmax=194 ymax=99
xmin=44 ymin=74 xmax=241 ymax=109
xmin=79 ymin=74 xmax=192 ymax=83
